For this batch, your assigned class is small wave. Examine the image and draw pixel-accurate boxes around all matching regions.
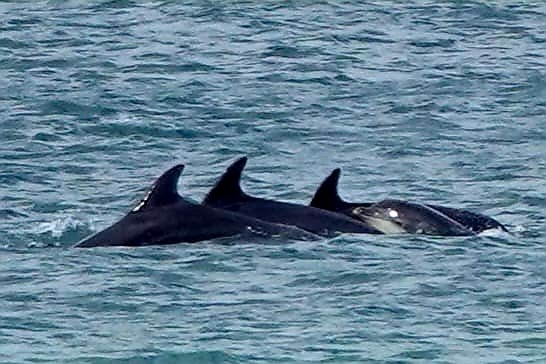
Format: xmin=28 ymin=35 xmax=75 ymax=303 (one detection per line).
xmin=40 ymin=99 xmax=116 ymax=117
xmin=0 ymin=208 xmax=28 ymax=219
xmin=79 ymin=350 xmax=241 ymax=364
xmin=511 ymin=225 xmax=527 ymax=234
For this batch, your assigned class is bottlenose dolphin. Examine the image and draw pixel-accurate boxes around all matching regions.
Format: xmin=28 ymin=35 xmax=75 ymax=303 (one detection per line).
xmin=75 ymin=164 xmax=318 ymax=248
xmin=202 ymin=157 xmax=382 ymax=237
xmin=310 ymin=168 xmax=508 ymax=235
xmin=352 ymin=199 xmax=474 ymax=236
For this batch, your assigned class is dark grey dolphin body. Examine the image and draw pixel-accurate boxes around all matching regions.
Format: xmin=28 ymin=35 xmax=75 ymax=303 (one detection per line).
xmin=351 ymin=199 xmax=474 ymax=236
xmin=75 ymin=165 xmax=318 ymax=248
xmin=202 ymin=157 xmax=382 ymax=237
xmin=310 ymin=168 xmax=508 ymax=235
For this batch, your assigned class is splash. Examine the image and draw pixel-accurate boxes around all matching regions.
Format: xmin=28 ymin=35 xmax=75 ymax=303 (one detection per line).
xmin=35 ymin=216 xmax=86 ymax=238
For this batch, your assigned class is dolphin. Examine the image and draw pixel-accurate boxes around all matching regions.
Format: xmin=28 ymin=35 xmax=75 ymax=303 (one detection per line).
xmin=75 ymin=164 xmax=319 ymax=248
xmin=310 ymin=168 xmax=508 ymax=235
xmin=351 ymin=199 xmax=475 ymax=236
xmin=202 ymin=157 xmax=382 ymax=237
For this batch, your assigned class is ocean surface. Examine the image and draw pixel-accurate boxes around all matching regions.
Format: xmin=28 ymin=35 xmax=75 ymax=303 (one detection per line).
xmin=1 ymin=1 xmax=545 ymax=363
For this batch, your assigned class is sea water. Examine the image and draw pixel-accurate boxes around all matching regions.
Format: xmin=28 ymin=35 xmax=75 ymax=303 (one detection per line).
xmin=1 ymin=2 xmax=545 ymax=363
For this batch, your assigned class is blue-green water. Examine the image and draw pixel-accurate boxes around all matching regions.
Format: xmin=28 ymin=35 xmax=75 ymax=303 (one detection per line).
xmin=1 ymin=1 xmax=545 ymax=363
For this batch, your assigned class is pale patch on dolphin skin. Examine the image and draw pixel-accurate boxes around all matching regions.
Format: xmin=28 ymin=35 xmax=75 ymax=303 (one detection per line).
xmin=353 ymin=209 xmax=407 ymax=234
xmin=352 ymin=206 xmax=406 ymax=233
xmin=131 ymin=189 xmax=152 ymax=212
xmin=388 ymin=209 xmax=399 ymax=218
xmin=246 ymin=225 xmax=269 ymax=237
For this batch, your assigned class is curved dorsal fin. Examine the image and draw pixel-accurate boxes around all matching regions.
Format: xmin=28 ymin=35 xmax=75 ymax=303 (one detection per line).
xmin=310 ymin=168 xmax=344 ymax=209
xmin=131 ymin=164 xmax=184 ymax=213
xmin=203 ymin=157 xmax=248 ymax=204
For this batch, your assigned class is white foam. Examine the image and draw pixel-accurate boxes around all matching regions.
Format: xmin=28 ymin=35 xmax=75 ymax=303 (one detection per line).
xmin=35 ymin=216 xmax=85 ymax=238
xmin=478 ymin=227 xmax=511 ymax=237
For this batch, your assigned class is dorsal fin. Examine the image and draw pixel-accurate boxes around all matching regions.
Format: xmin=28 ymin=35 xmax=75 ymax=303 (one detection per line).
xmin=203 ymin=157 xmax=249 ymax=204
xmin=310 ymin=168 xmax=344 ymax=209
xmin=131 ymin=164 xmax=184 ymax=213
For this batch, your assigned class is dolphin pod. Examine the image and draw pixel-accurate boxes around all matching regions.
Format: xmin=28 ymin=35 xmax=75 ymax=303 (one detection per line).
xmin=75 ymin=164 xmax=319 ymax=248
xmin=76 ymin=157 xmax=507 ymax=248
xmin=202 ymin=157 xmax=382 ymax=237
